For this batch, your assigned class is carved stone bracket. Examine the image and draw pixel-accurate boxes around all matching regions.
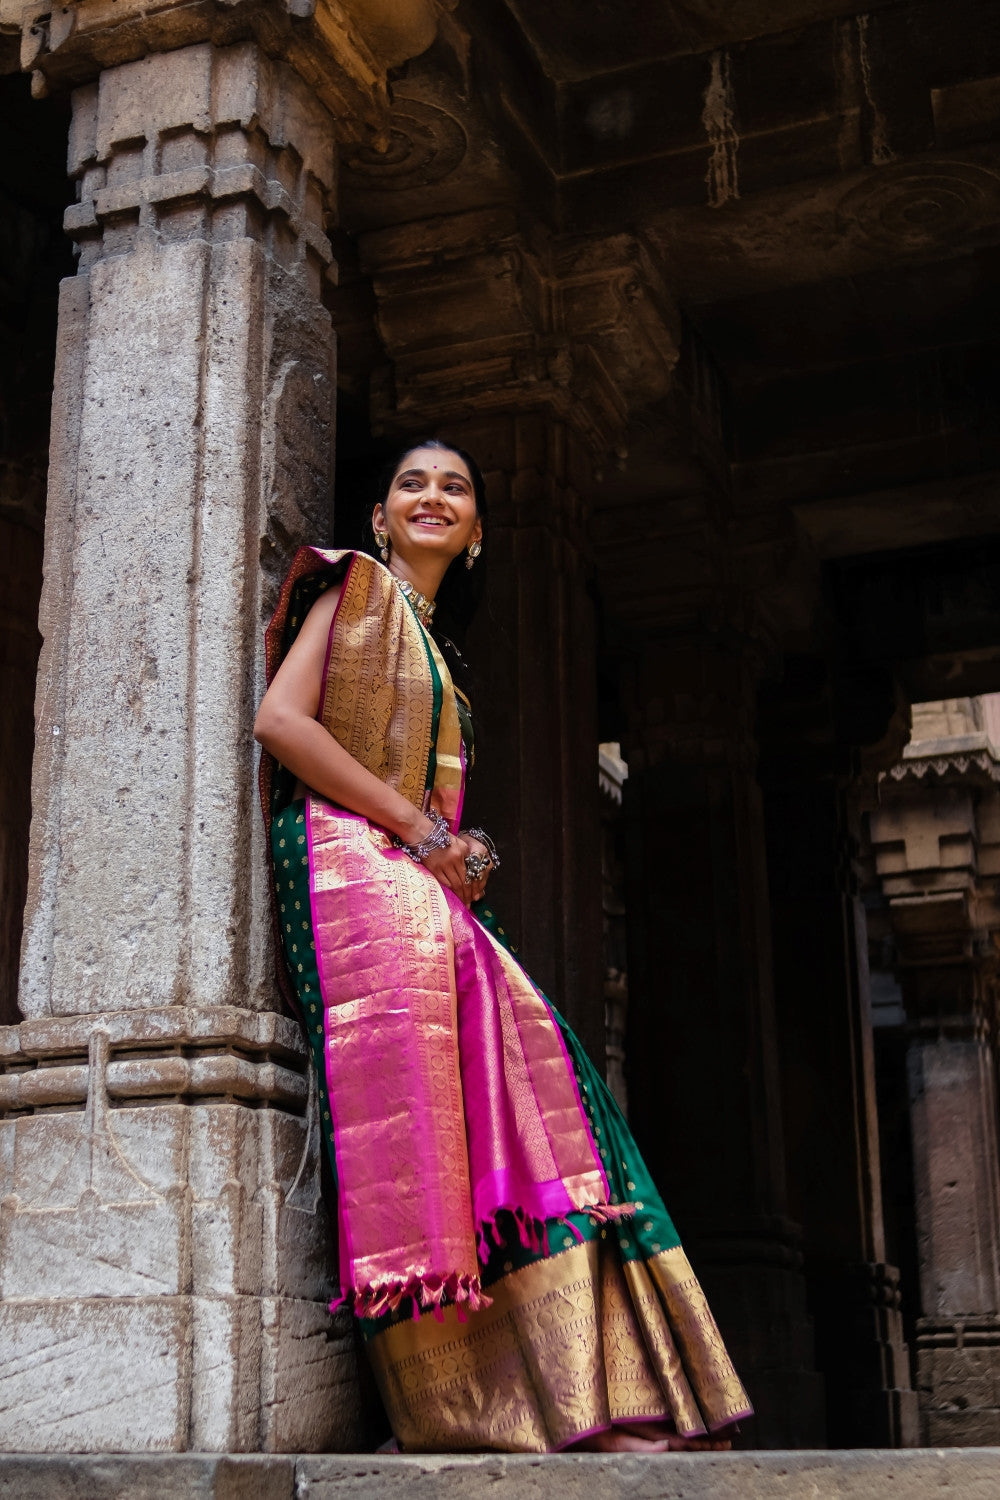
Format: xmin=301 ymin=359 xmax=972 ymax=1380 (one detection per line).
xmin=356 ymin=207 xmax=681 ymax=463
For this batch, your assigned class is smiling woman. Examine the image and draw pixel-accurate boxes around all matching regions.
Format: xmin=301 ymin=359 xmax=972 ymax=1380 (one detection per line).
xmin=254 ymin=438 xmax=752 ymax=1453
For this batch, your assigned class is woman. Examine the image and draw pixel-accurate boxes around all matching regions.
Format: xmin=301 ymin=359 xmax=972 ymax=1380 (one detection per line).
xmin=255 ymin=439 xmax=751 ymax=1453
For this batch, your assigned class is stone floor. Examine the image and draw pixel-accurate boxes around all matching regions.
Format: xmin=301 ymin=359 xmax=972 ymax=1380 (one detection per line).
xmin=0 ymin=1452 xmax=998 ymax=1499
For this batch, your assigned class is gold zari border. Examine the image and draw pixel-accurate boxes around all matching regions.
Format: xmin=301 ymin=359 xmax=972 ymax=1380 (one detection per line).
xmin=366 ymin=1240 xmax=751 ymax=1452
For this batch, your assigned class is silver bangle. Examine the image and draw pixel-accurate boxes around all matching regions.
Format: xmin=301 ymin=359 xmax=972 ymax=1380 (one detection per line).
xmin=463 ymin=827 xmax=500 ymax=873
xmin=392 ymin=810 xmax=452 ymax=863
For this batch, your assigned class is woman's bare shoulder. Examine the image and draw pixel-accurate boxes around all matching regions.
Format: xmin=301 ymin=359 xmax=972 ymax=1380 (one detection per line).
xmin=301 ymin=580 xmax=342 ymax=633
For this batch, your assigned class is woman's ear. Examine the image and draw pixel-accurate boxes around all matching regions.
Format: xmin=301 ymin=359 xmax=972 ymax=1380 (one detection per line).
xmin=372 ymin=503 xmax=386 ymax=534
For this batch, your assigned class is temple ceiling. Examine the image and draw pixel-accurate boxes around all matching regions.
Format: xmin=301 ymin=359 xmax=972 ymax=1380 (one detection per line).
xmin=331 ymin=0 xmax=1000 ymax=583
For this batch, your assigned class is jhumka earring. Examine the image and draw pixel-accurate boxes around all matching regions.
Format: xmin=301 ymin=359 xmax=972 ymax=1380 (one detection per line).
xmin=466 ymin=540 xmax=482 ymax=571
xmin=376 ymin=530 xmax=390 ymax=562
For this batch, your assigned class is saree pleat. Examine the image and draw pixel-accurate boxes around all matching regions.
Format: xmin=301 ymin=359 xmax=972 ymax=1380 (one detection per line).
xmin=263 ymin=548 xmax=752 ymax=1451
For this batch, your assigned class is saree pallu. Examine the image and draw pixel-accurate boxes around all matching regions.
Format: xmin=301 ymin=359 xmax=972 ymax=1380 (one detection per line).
xmin=263 ymin=547 xmax=752 ymax=1451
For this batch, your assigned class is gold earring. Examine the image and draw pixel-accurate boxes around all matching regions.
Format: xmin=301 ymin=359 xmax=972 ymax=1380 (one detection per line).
xmin=466 ymin=540 xmax=482 ymax=571
xmin=376 ymin=530 xmax=390 ymax=562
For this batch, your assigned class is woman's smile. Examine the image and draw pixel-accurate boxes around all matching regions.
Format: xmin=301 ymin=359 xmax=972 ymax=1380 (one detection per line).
xmin=409 ymin=512 xmax=453 ymax=528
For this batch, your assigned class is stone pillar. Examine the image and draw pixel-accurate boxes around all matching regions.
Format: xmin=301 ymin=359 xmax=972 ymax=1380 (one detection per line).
xmin=760 ymin=753 xmax=917 ymax=1446
xmin=621 ymin=630 xmax=826 ymax=1446
xmin=908 ymin=997 xmax=1000 ymax=1445
xmin=869 ymin=712 xmax=1000 ymax=1444
xmin=0 ymin=42 xmax=360 ymax=1451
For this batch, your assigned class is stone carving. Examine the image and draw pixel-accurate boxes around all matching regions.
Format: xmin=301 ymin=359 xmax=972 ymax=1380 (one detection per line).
xmin=342 ymin=98 xmax=467 ymax=189
xmin=363 ymin=213 xmax=679 ymax=464
xmin=838 ymin=161 xmax=1000 ymax=251
xmin=702 ymin=49 xmax=740 ymax=208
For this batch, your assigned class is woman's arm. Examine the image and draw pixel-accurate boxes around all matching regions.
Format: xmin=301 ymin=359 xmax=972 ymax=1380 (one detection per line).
xmin=254 ymin=587 xmax=473 ymax=903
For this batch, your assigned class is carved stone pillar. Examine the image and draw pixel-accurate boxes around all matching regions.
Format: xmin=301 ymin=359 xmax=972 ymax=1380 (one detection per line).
xmin=760 ymin=739 xmax=917 ymax=1446
xmin=869 ymin=712 xmax=1000 ymax=1444
xmin=620 ymin=629 xmax=825 ymax=1446
xmin=0 ymin=41 xmax=358 ymax=1452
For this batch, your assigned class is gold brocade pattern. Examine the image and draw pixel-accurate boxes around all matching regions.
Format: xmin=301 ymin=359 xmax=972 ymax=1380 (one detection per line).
xmin=307 ymin=803 xmax=480 ymax=1291
xmin=319 ymin=555 xmax=434 ymax=810
xmin=366 ymin=1239 xmax=750 ymax=1452
xmin=648 ymin=1247 xmax=754 ymax=1432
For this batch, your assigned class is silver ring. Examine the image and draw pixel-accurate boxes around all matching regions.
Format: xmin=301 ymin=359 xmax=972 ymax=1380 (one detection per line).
xmin=464 ymin=852 xmax=490 ymax=882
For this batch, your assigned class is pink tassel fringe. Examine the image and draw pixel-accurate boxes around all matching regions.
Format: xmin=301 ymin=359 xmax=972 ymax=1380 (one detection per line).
xmin=473 ymin=1201 xmax=636 ymax=1264
xmin=330 ymin=1271 xmax=493 ymax=1322
xmin=330 ymin=1202 xmax=640 ymax=1318
xmin=585 ymin=1202 xmax=637 ymax=1224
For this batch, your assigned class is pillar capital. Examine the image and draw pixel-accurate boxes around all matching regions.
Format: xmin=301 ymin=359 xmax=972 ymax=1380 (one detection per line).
xmin=6 ymin=0 xmax=448 ymax=134
xmin=63 ymin=42 xmax=336 ymax=288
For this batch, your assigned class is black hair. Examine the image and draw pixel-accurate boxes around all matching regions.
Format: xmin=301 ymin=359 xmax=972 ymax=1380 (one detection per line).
xmin=362 ymin=438 xmax=488 ymax=678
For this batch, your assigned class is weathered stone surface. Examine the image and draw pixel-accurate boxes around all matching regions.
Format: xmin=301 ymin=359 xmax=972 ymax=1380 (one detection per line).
xmin=0 ymin=43 xmax=357 ymax=1451
xmin=304 ymin=1451 xmax=1000 ymax=1498
xmin=260 ymin=1297 xmax=361 ymax=1454
xmin=0 ymin=1071 xmax=353 ymax=1449
xmin=4 ymin=1451 xmax=1000 ymax=1499
xmin=19 ymin=40 xmax=337 ymax=1027
xmin=0 ymin=1454 xmax=294 ymax=1499
xmin=0 ymin=1297 xmax=191 ymax=1450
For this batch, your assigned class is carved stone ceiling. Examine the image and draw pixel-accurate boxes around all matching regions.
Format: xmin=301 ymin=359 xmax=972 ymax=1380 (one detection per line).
xmin=334 ymin=0 xmax=1000 ymax=614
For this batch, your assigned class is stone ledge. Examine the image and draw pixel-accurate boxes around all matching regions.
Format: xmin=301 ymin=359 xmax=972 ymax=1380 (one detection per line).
xmin=0 ymin=1455 xmax=295 ymax=1500
xmin=2 ymin=1452 xmax=1000 ymax=1499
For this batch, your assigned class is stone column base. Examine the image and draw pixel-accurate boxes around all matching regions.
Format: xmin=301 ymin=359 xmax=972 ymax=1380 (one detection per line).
xmin=0 ymin=1008 xmax=361 ymax=1451
xmin=917 ymin=1316 xmax=1000 ymax=1445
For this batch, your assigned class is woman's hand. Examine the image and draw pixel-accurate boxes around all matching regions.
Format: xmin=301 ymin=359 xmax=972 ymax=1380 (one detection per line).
xmin=458 ymin=834 xmax=493 ymax=905
xmin=423 ymin=834 xmax=476 ymax=906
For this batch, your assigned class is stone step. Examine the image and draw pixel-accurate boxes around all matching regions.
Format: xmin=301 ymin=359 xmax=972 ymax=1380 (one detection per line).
xmin=0 ymin=1451 xmax=998 ymax=1500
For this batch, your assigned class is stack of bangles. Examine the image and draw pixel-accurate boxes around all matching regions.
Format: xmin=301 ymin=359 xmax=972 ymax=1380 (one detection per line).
xmin=392 ymin=815 xmax=500 ymax=885
xmin=461 ymin=827 xmax=500 ymax=884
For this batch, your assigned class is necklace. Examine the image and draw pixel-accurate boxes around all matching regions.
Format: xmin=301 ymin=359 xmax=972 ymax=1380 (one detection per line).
xmin=392 ymin=574 xmax=436 ymax=628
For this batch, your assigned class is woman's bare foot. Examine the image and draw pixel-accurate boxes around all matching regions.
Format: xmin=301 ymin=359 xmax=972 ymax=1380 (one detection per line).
xmin=569 ymin=1422 xmax=732 ymax=1453
xmin=570 ymin=1427 xmax=670 ymax=1452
